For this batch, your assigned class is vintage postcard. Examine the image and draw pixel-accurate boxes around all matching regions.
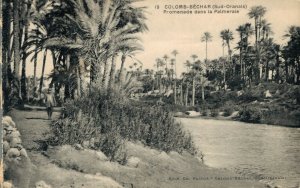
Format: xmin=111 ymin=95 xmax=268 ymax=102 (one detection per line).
xmin=1 ymin=0 xmax=300 ymax=187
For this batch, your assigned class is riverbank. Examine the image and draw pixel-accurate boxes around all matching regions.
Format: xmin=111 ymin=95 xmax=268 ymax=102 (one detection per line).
xmin=8 ymin=108 xmax=267 ymax=188
xmin=167 ymin=82 xmax=300 ymax=128
xmin=173 ymin=110 xmax=300 ymax=128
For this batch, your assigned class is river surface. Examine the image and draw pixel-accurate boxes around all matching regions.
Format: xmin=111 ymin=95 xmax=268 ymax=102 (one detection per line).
xmin=179 ymin=118 xmax=300 ymax=188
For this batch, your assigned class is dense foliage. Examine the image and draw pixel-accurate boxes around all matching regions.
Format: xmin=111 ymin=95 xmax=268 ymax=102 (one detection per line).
xmin=48 ymin=89 xmax=197 ymax=162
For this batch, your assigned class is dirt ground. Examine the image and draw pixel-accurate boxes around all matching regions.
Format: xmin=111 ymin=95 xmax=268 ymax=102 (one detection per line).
xmin=9 ymin=108 xmax=267 ymax=188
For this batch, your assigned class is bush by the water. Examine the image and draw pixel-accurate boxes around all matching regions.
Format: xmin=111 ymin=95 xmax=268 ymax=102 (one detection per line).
xmin=48 ymin=89 xmax=197 ymax=162
xmin=223 ymin=106 xmax=234 ymax=117
xmin=238 ymin=106 xmax=262 ymax=123
xmin=238 ymin=89 xmax=263 ymax=102
xmin=210 ymin=109 xmax=219 ymax=117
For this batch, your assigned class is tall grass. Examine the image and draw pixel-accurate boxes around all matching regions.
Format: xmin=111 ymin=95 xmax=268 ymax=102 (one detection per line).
xmin=48 ymin=89 xmax=197 ymax=162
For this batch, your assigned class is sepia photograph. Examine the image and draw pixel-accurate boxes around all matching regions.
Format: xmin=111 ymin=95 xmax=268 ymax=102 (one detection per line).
xmin=1 ymin=0 xmax=300 ymax=187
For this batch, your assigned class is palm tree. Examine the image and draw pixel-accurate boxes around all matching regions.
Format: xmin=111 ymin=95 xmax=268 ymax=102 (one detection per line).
xmin=220 ymin=29 xmax=234 ymax=62
xmin=171 ymin=50 xmax=178 ymax=77
xmin=25 ymin=0 xmax=51 ymax=92
xmin=179 ymin=79 xmax=184 ymax=105
xmin=163 ymin=54 xmax=169 ymax=73
xmin=155 ymin=58 xmax=164 ymax=91
xmin=220 ymin=29 xmax=234 ymax=81
xmin=248 ymin=6 xmax=267 ymax=47
xmin=248 ymin=5 xmax=267 ymax=80
xmin=133 ymin=62 xmax=138 ymax=70
xmin=190 ymin=56 xmax=198 ymax=106
xmin=24 ymin=20 xmax=51 ymax=98
xmin=261 ymin=19 xmax=273 ymax=40
xmin=191 ymin=54 xmax=198 ymax=62
xmin=236 ymin=23 xmax=253 ymax=81
xmin=185 ymin=60 xmax=192 ymax=72
xmin=201 ymin=32 xmax=212 ymax=62
xmin=118 ymin=44 xmax=143 ymax=86
xmin=169 ymin=58 xmax=177 ymax=103
xmin=243 ymin=23 xmax=254 ymax=81
xmin=181 ymin=73 xmax=190 ymax=106
xmin=193 ymin=60 xmax=205 ymax=103
xmin=282 ymin=26 xmax=300 ymax=83
xmin=43 ymin=0 xmax=147 ymax=91
xmin=236 ymin=25 xmax=245 ymax=79
xmin=171 ymin=50 xmax=179 ymax=104
xmin=170 ymin=59 xmax=176 ymax=78
xmin=260 ymin=38 xmax=277 ymax=81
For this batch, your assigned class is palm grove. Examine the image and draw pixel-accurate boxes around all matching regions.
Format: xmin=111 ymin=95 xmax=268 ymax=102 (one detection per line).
xmin=2 ymin=1 xmax=300 ymax=109
xmin=139 ymin=6 xmax=300 ymax=108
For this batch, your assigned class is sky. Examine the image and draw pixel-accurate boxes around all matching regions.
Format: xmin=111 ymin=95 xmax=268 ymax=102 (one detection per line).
xmin=28 ymin=0 xmax=300 ymax=78
xmin=133 ymin=0 xmax=300 ymax=76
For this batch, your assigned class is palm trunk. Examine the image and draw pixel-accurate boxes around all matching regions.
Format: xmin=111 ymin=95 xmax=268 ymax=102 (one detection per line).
xmin=2 ymin=0 xmax=11 ymax=110
xmin=223 ymin=60 xmax=226 ymax=89
xmin=192 ymin=77 xmax=195 ymax=106
xmin=294 ymin=64 xmax=297 ymax=84
xmin=13 ymin=0 xmax=21 ymax=99
xmin=265 ymin=61 xmax=269 ymax=81
xmin=275 ymin=50 xmax=280 ymax=83
xmin=108 ymin=55 xmax=116 ymax=90
xmin=185 ymin=83 xmax=189 ymax=106
xmin=70 ymin=53 xmax=81 ymax=98
xmin=239 ymin=34 xmax=243 ymax=79
xmin=159 ymin=75 xmax=162 ymax=94
xmin=21 ymin=2 xmax=31 ymax=101
xmin=102 ymin=58 xmax=111 ymax=90
xmin=77 ymin=66 xmax=81 ymax=97
xmin=180 ymin=83 xmax=183 ymax=105
xmin=205 ymin=41 xmax=208 ymax=62
xmin=255 ymin=19 xmax=258 ymax=48
xmin=240 ymin=51 xmax=243 ymax=79
xmin=254 ymin=18 xmax=260 ymax=81
xmin=297 ymin=57 xmax=300 ymax=84
xmin=174 ymin=59 xmax=177 ymax=78
xmin=202 ymin=85 xmax=205 ymax=101
xmin=201 ymin=75 xmax=205 ymax=101
xmin=90 ymin=62 xmax=95 ymax=84
xmin=64 ymin=54 xmax=71 ymax=99
xmin=174 ymin=80 xmax=177 ymax=104
xmin=285 ymin=61 xmax=289 ymax=83
xmin=227 ymin=42 xmax=232 ymax=70
xmin=39 ymin=49 xmax=47 ymax=98
xmin=118 ymin=54 xmax=126 ymax=85
xmin=49 ymin=50 xmax=57 ymax=89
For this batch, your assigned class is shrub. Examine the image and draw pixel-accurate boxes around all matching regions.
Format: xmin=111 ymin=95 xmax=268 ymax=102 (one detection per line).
xmin=201 ymin=109 xmax=208 ymax=116
xmin=238 ymin=106 xmax=262 ymax=123
xmin=223 ymin=106 xmax=234 ymax=117
xmin=210 ymin=109 xmax=219 ymax=117
xmin=238 ymin=89 xmax=263 ymax=102
xmin=48 ymin=89 xmax=197 ymax=163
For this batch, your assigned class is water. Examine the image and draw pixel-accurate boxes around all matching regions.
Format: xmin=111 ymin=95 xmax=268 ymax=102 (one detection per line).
xmin=179 ymin=118 xmax=300 ymax=188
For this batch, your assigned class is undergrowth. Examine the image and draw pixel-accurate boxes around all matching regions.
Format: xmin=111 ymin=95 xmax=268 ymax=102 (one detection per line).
xmin=47 ymin=88 xmax=197 ymax=163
